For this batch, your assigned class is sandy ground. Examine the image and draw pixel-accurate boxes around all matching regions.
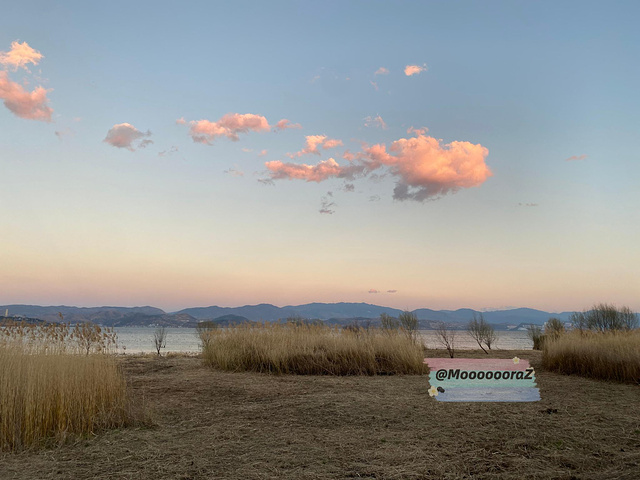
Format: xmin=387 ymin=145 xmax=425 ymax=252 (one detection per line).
xmin=1 ymin=349 xmax=638 ymax=479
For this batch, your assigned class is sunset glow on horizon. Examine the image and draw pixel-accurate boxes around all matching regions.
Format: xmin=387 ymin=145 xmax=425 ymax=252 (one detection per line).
xmin=1 ymin=1 xmax=639 ymax=313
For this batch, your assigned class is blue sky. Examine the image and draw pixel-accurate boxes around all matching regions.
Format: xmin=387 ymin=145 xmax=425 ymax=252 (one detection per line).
xmin=1 ymin=1 xmax=639 ymax=312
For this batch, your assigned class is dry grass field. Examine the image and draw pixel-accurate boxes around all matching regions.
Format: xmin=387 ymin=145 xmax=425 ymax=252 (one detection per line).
xmin=1 ymin=349 xmax=638 ymax=480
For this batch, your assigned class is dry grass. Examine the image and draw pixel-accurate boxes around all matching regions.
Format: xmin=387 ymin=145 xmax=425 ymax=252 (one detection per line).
xmin=542 ymin=329 xmax=640 ymax=384
xmin=0 ymin=322 xmax=136 ymax=451
xmin=201 ymin=322 xmax=426 ymax=375
xmin=1 ymin=351 xmax=639 ymax=479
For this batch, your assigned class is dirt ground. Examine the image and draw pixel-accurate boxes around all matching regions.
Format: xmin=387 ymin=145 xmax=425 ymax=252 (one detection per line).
xmin=1 ymin=350 xmax=638 ymax=479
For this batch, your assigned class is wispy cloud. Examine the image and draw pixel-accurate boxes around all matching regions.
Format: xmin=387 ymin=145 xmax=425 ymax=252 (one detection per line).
xmin=103 ymin=123 xmax=153 ymax=151
xmin=565 ymin=154 xmax=587 ymax=161
xmin=266 ymin=131 xmax=491 ymax=202
xmin=54 ymin=128 xmax=74 ymax=140
xmin=404 ymin=64 xmax=427 ymax=76
xmin=224 ymin=168 xmax=244 ymax=177
xmin=407 ymin=126 xmax=428 ymax=135
xmin=518 ymin=203 xmax=539 ymax=207
xmin=387 ymin=290 xmax=398 ymax=294
xmin=287 ymin=135 xmax=343 ymax=157
xmin=0 ymin=41 xmax=43 ymax=71
xmin=0 ymin=71 xmax=53 ymax=121
xmin=374 ymin=67 xmax=389 ymax=76
xmin=158 ymin=146 xmax=178 ymax=157
xmin=368 ymin=289 xmax=379 ymax=294
xmin=364 ymin=115 xmax=387 ymax=130
xmin=274 ymin=119 xmax=302 ymax=131
xmin=319 ymin=192 xmax=335 ymax=214
xmin=370 ymin=80 xmax=378 ymax=91
xmin=343 ymin=183 xmax=355 ymax=192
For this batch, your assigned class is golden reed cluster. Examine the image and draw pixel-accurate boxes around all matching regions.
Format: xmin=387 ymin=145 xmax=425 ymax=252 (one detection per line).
xmin=0 ymin=321 xmax=133 ymax=451
xmin=199 ymin=322 xmax=427 ymax=375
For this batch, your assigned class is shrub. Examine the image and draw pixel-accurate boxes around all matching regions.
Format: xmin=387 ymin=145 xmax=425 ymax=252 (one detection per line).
xmin=0 ymin=321 xmax=133 ymax=451
xmin=196 ymin=321 xmax=217 ymax=350
xmin=542 ymin=329 xmax=640 ymax=383
xmin=201 ymin=322 xmax=426 ymax=375
xmin=545 ymin=317 xmax=565 ymax=339
xmin=526 ymin=324 xmax=544 ymax=350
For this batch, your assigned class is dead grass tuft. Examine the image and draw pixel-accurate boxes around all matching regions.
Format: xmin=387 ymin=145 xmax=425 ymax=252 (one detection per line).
xmin=542 ymin=329 xmax=640 ymax=383
xmin=201 ymin=322 xmax=426 ymax=375
xmin=0 ymin=322 xmax=138 ymax=451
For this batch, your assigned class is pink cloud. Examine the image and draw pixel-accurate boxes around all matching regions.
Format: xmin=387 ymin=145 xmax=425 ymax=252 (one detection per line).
xmin=323 ymin=138 xmax=343 ymax=149
xmin=365 ymin=115 xmax=387 ymax=130
xmin=175 ymin=117 xmax=186 ymax=125
xmin=362 ymin=133 xmax=491 ymax=201
xmin=274 ymin=118 xmax=302 ymax=131
xmin=266 ymin=158 xmax=345 ymax=182
xmin=0 ymin=41 xmax=43 ymax=71
xmin=185 ymin=113 xmax=270 ymax=144
xmin=374 ymin=67 xmax=389 ymax=76
xmin=565 ymin=154 xmax=587 ymax=161
xmin=103 ymin=123 xmax=153 ymax=151
xmin=368 ymin=289 xmax=380 ymax=294
xmin=370 ymin=80 xmax=379 ymax=91
xmin=288 ymin=135 xmax=343 ymax=157
xmin=266 ymin=131 xmax=491 ymax=202
xmin=258 ymin=149 xmax=268 ymax=156
xmin=0 ymin=71 xmax=53 ymax=121
xmin=387 ymin=290 xmax=398 ymax=293
xmin=404 ymin=64 xmax=427 ymax=76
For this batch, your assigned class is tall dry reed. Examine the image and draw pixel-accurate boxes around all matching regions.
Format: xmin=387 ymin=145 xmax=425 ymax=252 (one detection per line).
xmin=0 ymin=322 xmax=133 ymax=451
xmin=542 ymin=329 xmax=640 ymax=384
xmin=201 ymin=322 xmax=426 ymax=375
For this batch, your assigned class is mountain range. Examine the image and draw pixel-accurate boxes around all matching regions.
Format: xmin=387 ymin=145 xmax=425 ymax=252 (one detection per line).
xmin=1 ymin=302 xmax=575 ymax=328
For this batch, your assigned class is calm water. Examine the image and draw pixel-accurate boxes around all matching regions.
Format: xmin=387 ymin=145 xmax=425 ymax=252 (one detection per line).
xmin=114 ymin=327 xmax=533 ymax=354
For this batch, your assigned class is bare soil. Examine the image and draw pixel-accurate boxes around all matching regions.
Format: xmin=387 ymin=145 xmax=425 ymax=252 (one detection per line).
xmin=1 ymin=350 xmax=639 ymax=479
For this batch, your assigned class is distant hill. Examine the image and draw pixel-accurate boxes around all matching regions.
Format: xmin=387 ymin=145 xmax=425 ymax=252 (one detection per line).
xmin=209 ymin=314 xmax=253 ymax=326
xmin=176 ymin=302 xmax=404 ymax=321
xmin=1 ymin=303 xmax=577 ymax=328
xmin=0 ymin=305 xmax=165 ymax=325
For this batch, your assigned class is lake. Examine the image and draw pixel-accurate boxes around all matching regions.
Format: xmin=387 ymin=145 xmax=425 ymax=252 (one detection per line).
xmin=114 ymin=327 xmax=533 ymax=354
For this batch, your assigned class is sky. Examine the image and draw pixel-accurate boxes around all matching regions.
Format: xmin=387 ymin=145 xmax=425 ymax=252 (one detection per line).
xmin=1 ymin=1 xmax=639 ymax=313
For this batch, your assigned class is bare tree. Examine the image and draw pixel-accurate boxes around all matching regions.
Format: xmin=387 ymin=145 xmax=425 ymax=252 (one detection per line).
xmin=571 ymin=303 xmax=638 ymax=332
xmin=435 ymin=322 xmax=456 ymax=358
xmin=380 ymin=312 xmax=400 ymax=332
xmin=467 ymin=313 xmax=489 ymax=354
xmin=154 ymin=326 xmax=167 ymax=356
xmin=483 ymin=320 xmax=497 ymax=350
xmin=399 ymin=310 xmax=419 ymax=343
